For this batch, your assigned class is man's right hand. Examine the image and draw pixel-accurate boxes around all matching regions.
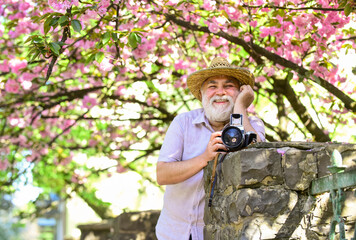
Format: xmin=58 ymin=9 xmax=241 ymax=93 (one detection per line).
xmin=202 ymin=131 xmax=227 ymax=162
xmin=157 ymin=131 xmax=227 ymax=185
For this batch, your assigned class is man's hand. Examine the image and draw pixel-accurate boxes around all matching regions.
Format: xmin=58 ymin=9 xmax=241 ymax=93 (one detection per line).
xmin=234 ymin=85 xmax=254 ymax=110
xmin=202 ymin=131 xmax=227 ymax=162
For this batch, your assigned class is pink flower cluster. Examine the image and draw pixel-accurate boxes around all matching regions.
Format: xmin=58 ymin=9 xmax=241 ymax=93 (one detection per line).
xmin=48 ymin=0 xmax=79 ymax=11
xmin=82 ymin=95 xmax=98 ymax=109
xmin=132 ymin=38 xmax=157 ymax=59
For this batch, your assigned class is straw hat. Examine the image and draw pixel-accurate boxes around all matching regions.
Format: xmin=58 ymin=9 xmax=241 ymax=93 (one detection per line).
xmin=187 ymin=57 xmax=255 ymax=101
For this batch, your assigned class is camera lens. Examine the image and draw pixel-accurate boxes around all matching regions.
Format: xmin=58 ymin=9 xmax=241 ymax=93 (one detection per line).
xmin=221 ymin=126 xmax=244 ymax=150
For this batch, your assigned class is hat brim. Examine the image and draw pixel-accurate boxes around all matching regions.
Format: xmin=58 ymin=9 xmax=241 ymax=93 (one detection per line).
xmin=187 ymin=67 xmax=255 ymax=101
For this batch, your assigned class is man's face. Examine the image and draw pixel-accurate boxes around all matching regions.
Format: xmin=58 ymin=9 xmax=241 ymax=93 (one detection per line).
xmin=201 ymin=75 xmax=240 ymax=122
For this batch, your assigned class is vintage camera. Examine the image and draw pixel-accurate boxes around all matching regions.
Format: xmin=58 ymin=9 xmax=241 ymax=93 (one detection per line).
xmin=221 ymin=114 xmax=257 ymax=152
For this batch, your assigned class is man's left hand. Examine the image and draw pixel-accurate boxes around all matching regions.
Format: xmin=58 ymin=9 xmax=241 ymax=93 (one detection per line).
xmin=234 ymin=85 xmax=254 ymax=110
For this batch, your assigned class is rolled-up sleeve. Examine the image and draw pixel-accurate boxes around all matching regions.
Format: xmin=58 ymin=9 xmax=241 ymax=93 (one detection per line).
xmin=249 ymin=116 xmax=266 ymax=142
xmin=158 ymin=116 xmax=184 ymax=162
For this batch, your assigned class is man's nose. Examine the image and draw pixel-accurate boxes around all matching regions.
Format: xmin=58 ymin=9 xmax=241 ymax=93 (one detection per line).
xmin=216 ymin=87 xmax=226 ymax=95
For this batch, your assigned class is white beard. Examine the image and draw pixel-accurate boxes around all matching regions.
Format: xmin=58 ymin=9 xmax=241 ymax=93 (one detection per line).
xmin=202 ymin=95 xmax=234 ymax=122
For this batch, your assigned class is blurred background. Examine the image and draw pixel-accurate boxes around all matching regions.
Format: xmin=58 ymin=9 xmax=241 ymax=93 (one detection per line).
xmin=1 ymin=0 xmax=355 ymax=239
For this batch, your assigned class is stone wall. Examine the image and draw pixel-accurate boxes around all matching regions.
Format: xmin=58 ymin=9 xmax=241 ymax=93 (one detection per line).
xmin=78 ymin=210 xmax=160 ymax=240
xmin=203 ymin=142 xmax=356 ymax=240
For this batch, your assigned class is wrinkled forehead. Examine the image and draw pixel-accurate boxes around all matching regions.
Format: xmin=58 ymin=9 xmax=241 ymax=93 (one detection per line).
xmin=202 ymin=75 xmax=241 ymax=88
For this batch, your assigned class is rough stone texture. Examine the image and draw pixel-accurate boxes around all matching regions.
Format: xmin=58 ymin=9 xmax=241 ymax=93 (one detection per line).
xmin=78 ymin=221 xmax=112 ymax=240
xmin=112 ymin=210 xmax=160 ymax=240
xmin=204 ymin=142 xmax=356 ymax=240
xmin=78 ymin=210 xmax=160 ymax=240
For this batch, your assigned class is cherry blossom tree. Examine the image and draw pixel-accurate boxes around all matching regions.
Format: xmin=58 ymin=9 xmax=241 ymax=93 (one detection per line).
xmin=1 ymin=0 xmax=355 ymax=219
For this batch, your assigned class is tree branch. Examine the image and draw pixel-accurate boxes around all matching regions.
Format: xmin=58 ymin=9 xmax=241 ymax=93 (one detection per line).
xmin=164 ymin=13 xmax=356 ymax=112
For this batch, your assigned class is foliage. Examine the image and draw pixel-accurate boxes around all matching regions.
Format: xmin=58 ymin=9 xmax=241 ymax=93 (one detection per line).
xmin=0 ymin=0 xmax=355 ymax=219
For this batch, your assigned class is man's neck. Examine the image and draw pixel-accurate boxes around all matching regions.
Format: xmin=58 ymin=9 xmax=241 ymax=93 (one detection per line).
xmin=209 ymin=120 xmax=228 ymax=132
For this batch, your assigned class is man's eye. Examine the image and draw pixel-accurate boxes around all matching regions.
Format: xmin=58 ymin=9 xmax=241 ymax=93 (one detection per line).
xmin=208 ymin=85 xmax=216 ymax=88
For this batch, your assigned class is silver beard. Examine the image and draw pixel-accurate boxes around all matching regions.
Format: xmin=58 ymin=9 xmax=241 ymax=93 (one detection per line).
xmin=202 ymin=94 xmax=234 ymax=122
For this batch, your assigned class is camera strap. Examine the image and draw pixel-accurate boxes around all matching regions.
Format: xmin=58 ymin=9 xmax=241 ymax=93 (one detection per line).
xmin=208 ymin=152 xmax=227 ymax=207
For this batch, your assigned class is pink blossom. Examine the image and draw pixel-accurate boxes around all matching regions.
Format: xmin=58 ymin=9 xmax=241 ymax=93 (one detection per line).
xmin=223 ymin=6 xmax=240 ymax=21
xmin=256 ymin=76 xmax=267 ymax=82
xmin=19 ymin=72 xmax=35 ymax=82
xmin=174 ymin=60 xmax=189 ymax=70
xmin=132 ymin=48 xmax=147 ymax=59
xmin=207 ymin=21 xmax=219 ymax=33
xmin=263 ymin=66 xmax=275 ymax=77
xmin=19 ymin=2 xmax=31 ymax=11
xmin=260 ymin=27 xmax=270 ymax=38
xmin=301 ymin=41 xmax=310 ymax=52
xmin=9 ymin=117 xmax=25 ymax=128
xmin=211 ymin=37 xmax=227 ymax=47
xmin=250 ymin=20 xmax=257 ymax=28
xmin=48 ymin=0 xmax=79 ymax=11
xmin=21 ymin=81 xmax=32 ymax=90
xmin=0 ymin=60 xmax=10 ymax=72
xmin=137 ymin=15 xmax=149 ymax=27
xmin=115 ymin=86 xmax=126 ymax=96
xmin=0 ymin=159 xmax=9 ymax=171
xmin=98 ymin=0 xmax=110 ymax=15
xmin=98 ymin=57 xmax=114 ymax=72
xmin=259 ymin=26 xmax=278 ymax=38
xmin=203 ymin=0 xmax=216 ymax=10
xmin=116 ymin=164 xmax=127 ymax=173
xmin=5 ymin=79 xmax=20 ymax=93
xmin=82 ymin=96 xmax=97 ymax=109
xmin=244 ymin=35 xmax=251 ymax=42
xmin=277 ymin=149 xmax=286 ymax=156
xmin=9 ymin=58 xmax=27 ymax=74
xmin=214 ymin=16 xmax=227 ymax=25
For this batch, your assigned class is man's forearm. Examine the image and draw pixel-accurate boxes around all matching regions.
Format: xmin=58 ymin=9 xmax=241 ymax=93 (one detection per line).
xmin=156 ymin=154 xmax=209 ymax=185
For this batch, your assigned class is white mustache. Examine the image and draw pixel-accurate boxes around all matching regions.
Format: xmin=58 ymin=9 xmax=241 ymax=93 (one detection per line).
xmin=209 ymin=95 xmax=233 ymax=105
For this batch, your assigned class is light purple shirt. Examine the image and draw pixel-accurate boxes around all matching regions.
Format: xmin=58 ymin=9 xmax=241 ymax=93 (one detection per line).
xmin=156 ymin=108 xmax=265 ymax=240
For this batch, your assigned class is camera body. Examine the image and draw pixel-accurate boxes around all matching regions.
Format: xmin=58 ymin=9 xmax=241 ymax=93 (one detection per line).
xmin=221 ymin=114 xmax=257 ymax=152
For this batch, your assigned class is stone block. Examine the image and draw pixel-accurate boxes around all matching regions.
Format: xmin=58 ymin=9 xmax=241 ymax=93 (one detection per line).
xmin=112 ymin=210 xmax=160 ymax=240
xmin=283 ymin=148 xmax=318 ymax=191
xmin=204 ymin=142 xmax=356 ymax=240
xmin=204 ymin=149 xmax=284 ymax=195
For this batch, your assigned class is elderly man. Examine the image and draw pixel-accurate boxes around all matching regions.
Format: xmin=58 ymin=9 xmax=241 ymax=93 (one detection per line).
xmin=155 ymin=57 xmax=265 ymax=240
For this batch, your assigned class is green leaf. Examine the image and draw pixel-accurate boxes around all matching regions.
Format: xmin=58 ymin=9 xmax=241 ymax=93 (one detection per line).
xmin=338 ymin=0 xmax=347 ymax=8
xmin=102 ymin=32 xmax=111 ymax=45
xmin=238 ymin=48 xmax=249 ymax=58
xmin=344 ymin=3 xmax=352 ymax=16
xmin=49 ymin=42 xmax=61 ymax=55
xmin=86 ymin=53 xmax=96 ymax=64
xmin=95 ymin=52 xmax=105 ymax=63
xmin=352 ymin=66 xmax=356 ymax=75
xmin=58 ymin=16 xmax=69 ymax=26
xmin=32 ymin=37 xmax=43 ymax=43
xmin=44 ymin=16 xmax=53 ymax=34
xmin=26 ymin=47 xmax=36 ymax=58
xmin=31 ymin=50 xmax=41 ymax=61
xmin=128 ymin=32 xmax=141 ymax=49
xmin=112 ymin=32 xmax=118 ymax=42
xmin=286 ymin=71 xmax=294 ymax=81
xmin=40 ymin=12 xmax=52 ymax=21
xmin=71 ymin=19 xmax=82 ymax=33
xmin=56 ymin=41 xmax=67 ymax=46
xmin=25 ymin=35 xmax=36 ymax=43
xmin=221 ymin=10 xmax=230 ymax=21
xmin=31 ymin=15 xmax=41 ymax=23
xmin=50 ymin=17 xmax=60 ymax=26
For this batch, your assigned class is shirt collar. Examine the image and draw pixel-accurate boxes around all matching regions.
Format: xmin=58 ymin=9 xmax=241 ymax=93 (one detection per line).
xmin=192 ymin=108 xmax=214 ymax=132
